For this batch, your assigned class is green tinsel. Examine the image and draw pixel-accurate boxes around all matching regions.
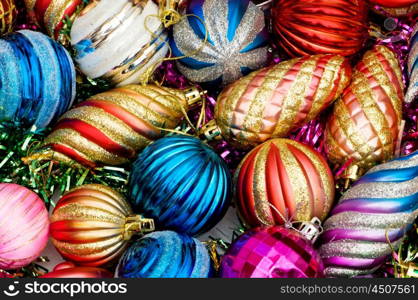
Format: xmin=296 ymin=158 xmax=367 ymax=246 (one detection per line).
xmin=0 ymin=122 xmax=129 ymax=206
xmin=391 ymin=221 xmax=418 ymax=278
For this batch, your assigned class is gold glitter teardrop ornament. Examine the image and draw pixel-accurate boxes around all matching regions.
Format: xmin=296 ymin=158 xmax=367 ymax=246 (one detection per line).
xmin=325 ymin=45 xmax=404 ymax=178
xmin=50 ymin=184 xmax=155 ymax=267
xmin=25 ymin=84 xmax=202 ymax=168
xmin=201 ymin=54 xmax=351 ymax=149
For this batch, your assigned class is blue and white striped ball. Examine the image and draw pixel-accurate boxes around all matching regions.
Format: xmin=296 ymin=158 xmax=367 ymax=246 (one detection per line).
xmin=117 ymin=231 xmax=212 ymax=278
xmin=0 ymin=30 xmax=75 ymax=129
xmin=170 ymin=0 xmax=269 ymax=87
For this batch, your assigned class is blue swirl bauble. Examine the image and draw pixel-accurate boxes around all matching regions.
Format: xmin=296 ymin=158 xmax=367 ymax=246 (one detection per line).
xmin=0 ymin=30 xmax=75 ymax=129
xmin=170 ymin=0 xmax=269 ymax=87
xmin=129 ymin=135 xmax=231 ymax=236
xmin=319 ymin=151 xmax=418 ymax=277
xmin=117 ymin=231 xmax=211 ymax=278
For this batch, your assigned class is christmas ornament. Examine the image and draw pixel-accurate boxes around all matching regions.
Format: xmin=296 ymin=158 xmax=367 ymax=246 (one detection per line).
xmin=40 ymin=262 xmax=113 ymax=278
xmin=369 ymin=0 xmax=418 ymax=16
xmin=271 ymin=0 xmax=368 ymax=57
xmin=0 ymin=0 xmax=16 ymax=35
xmin=235 ymin=139 xmax=334 ymax=227
xmin=117 ymin=231 xmax=211 ymax=278
xmin=319 ymin=151 xmax=418 ymax=277
xmin=202 ymin=54 xmax=351 ymax=149
xmin=50 ymin=184 xmax=155 ymax=267
xmin=129 ymin=135 xmax=231 ymax=236
xmin=325 ymin=45 xmax=404 ymax=178
xmin=24 ymin=0 xmax=83 ymax=40
xmin=0 ymin=183 xmax=49 ymax=270
xmin=220 ymin=226 xmax=324 ymax=278
xmin=71 ymin=0 xmax=169 ymax=86
xmin=406 ymin=24 xmax=417 ymax=104
xmin=28 ymin=84 xmax=202 ymax=168
xmin=170 ymin=0 xmax=269 ymax=86
xmin=0 ymin=30 xmax=76 ymax=129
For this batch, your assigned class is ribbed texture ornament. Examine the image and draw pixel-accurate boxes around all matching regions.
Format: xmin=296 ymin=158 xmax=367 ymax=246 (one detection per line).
xmin=325 ymin=45 xmax=404 ymax=176
xmin=71 ymin=0 xmax=168 ymax=86
xmin=50 ymin=184 xmax=155 ymax=267
xmin=117 ymin=231 xmax=211 ymax=278
xmin=212 ymin=54 xmax=351 ymax=149
xmin=129 ymin=135 xmax=231 ymax=236
xmin=170 ymin=0 xmax=269 ymax=86
xmin=319 ymin=151 xmax=418 ymax=277
xmin=36 ymin=84 xmax=197 ymax=168
xmin=0 ymin=0 xmax=16 ymax=34
xmin=271 ymin=0 xmax=368 ymax=57
xmin=235 ymin=139 xmax=334 ymax=227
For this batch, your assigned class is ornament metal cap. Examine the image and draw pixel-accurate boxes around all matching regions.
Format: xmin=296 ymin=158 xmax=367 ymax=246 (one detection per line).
xmin=199 ymin=119 xmax=222 ymax=141
xmin=184 ymin=87 xmax=206 ymax=107
xmin=298 ymin=217 xmax=323 ymax=244
xmin=123 ymin=215 xmax=155 ymax=240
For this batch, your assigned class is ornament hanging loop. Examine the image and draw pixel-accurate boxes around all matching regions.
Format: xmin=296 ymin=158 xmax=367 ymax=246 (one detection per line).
xmin=297 ymin=217 xmax=323 ymax=244
xmin=123 ymin=215 xmax=155 ymax=240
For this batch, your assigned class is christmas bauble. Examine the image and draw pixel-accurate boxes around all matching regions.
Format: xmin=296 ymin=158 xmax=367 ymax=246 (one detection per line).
xmin=220 ymin=226 xmax=324 ymax=278
xmin=406 ymin=24 xmax=418 ymax=104
xmin=271 ymin=0 xmax=368 ymax=57
xmin=235 ymin=139 xmax=334 ymax=227
xmin=170 ymin=0 xmax=269 ymax=86
xmin=0 ymin=0 xmax=16 ymax=35
xmin=319 ymin=151 xmax=418 ymax=277
xmin=0 ymin=30 xmax=76 ymax=129
xmin=40 ymin=262 xmax=113 ymax=278
xmin=369 ymin=0 xmax=418 ymax=15
xmin=368 ymin=0 xmax=417 ymax=7
xmin=50 ymin=184 xmax=155 ymax=267
xmin=117 ymin=231 xmax=211 ymax=278
xmin=35 ymin=84 xmax=201 ymax=168
xmin=204 ymin=54 xmax=351 ymax=149
xmin=129 ymin=135 xmax=231 ymax=236
xmin=0 ymin=183 xmax=49 ymax=270
xmin=71 ymin=0 xmax=168 ymax=86
xmin=325 ymin=45 xmax=404 ymax=177
xmin=24 ymin=0 xmax=82 ymax=40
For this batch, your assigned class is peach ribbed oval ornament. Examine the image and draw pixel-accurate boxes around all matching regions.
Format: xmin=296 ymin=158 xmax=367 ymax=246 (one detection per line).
xmin=50 ymin=184 xmax=155 ymax=267
xmin=235 ymin=139 xmax=335 ymax=227
xmin=325 ymin=45 xmax=404 ymax=178
xmin=203 ymin=54 xmax=351 ymax=149
xmin=26 ymin=84 xmax=202 ymax=168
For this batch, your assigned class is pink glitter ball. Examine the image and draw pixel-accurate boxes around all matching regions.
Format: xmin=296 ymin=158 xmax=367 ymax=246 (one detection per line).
xmin=0 ymin=184 xmax=49 ymax=270
xmin=220 ymin=226 xmax=324 ymax=278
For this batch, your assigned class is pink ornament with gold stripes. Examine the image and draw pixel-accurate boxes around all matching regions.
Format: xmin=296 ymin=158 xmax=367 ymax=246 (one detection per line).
xmin=325 ymin=45 xmax=404 ymax=177
xmin=26 ymin=84 xmax=201 ymax=168
xmin=205 ymin=54 xmax=351 ymax=149
xmin=235 ymin=138 xmax=335 ymax=227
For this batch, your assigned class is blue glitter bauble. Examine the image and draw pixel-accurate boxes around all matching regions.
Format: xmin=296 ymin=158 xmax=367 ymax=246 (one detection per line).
xmin=129 ymin=135 xmax=231 ymax=236
xmin=117 ymin=231 xmax=212 ymax=278
xmin=0 ymin=30 xmax=76 ymax=129
xmin=170 ymin=0 xmax=269 ymax=87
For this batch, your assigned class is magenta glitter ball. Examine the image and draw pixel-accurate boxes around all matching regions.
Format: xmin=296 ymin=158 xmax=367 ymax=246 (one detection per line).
xmin=220 ymin=227 xmax=324 ymax=278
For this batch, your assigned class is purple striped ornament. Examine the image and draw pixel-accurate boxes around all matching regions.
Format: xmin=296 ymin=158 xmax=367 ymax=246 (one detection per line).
xmin=319 ymin=151 xmax=418 ymax=277
xmin=220 ymin=226 xmax=324 ymax=278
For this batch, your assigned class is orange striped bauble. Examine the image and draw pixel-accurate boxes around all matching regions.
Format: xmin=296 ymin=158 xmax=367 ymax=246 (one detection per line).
xmin=209 ymin=54 xmax=351 ymax=149
xmin=325 ymin=45 xmax=404 ymax=176
xmin=0 ymin=0 xmax=17 ymax=35
xmin=28 ymin=84 xmax=200 ymax=168
xmin=235 ymin=139 xmax=335 ymax=227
